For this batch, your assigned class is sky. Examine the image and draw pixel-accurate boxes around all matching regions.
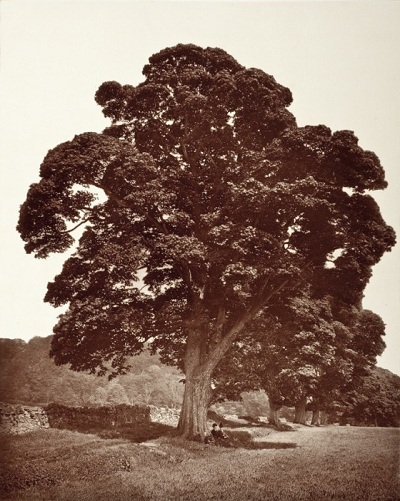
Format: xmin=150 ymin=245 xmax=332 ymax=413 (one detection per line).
xmin=0 ymin=0 xmax=399 ymax=375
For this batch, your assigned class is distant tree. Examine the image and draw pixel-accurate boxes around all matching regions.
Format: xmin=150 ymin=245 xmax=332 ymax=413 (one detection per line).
xmin=18 ymin=44 xmax=395 ymax=439
xmin=214 ymin=295 xmax=386 ymax=426
xmin=126 ymin=366 xmax=160 ymax=405
xmin=0 ymin=337 xmax=94 ymax=405
xmin=89 ymin=386 xmax=107 ymax=406
xmin=308 ymin=308 xmax=386 ymax=425
xmin=141 ymin=365 xmax=184 ymax=407
xmin=105 ymin=381 xmax=130 ymax=405
xmin=338 ymin=367 xmax=400 ymax=426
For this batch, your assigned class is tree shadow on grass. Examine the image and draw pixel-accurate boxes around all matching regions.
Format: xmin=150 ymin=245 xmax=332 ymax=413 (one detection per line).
xmin=236 ymin=441 xmax=297 ymax=450
xmin=86 ymin=425 xmax=298 ymax=449
xmin=216 ymin=430 xmax=297 ymax=450
xmin=97 ymin=422 xmax=176 ymax=442
xmin=56 ymin=422 xmax=175 ymax=443
xmin=54 ymin=420 xmax=297 ymax=449
xmin=216 ymin=437 xmax=297 ymax=450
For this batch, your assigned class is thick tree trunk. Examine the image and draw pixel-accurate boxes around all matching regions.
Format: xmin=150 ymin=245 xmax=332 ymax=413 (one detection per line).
xmin=176 ymin=321 xmax=214 ymax=440
xmin=294 ymin=395 xmax=307 ymax=424
xmin=175 ymin=302 xmax=252 ymax=440
xmin=176 ymin=368 xmax=212 ymax=440
xmin=268 ymin=399 xmax=282 ymax=428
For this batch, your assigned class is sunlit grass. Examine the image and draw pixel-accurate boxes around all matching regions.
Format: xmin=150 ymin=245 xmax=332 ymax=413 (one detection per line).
xmin=1 ymin=426 xmax=399 ymax=500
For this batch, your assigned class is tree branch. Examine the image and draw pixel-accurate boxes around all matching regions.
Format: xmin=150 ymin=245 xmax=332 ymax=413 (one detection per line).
xmin=205 ymin=256 xmax=321 ymax=372
xmin=63 ymin=218 xmax=90 ymax=234
xmin=211 ymin=306 xmax=226 ymax=346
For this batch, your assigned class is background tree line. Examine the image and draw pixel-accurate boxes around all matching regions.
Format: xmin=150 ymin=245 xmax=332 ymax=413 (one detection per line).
xmin=212 ymin=292 xmax=400 ymax=427
xmin=1 ymin=335 xmax=399 ymax=427
xmin=0 ymin=336 xmax=183 ymax=408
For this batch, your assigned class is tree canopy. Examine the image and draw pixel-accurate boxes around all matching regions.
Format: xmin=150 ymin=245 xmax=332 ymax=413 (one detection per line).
xmin=17 ymin=44 xmax=395 ymax=438
xmin=339 ymin=367 xmax=400 ymax=427
xmin=213 ymin=292 xmax=387 ymax=426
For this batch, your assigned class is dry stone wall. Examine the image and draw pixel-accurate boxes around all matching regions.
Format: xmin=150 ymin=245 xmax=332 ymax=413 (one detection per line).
xmin=0 ymin=403 xmax=49 ymax=434
xmin=0 ymin=402 xmax=180 ymax=434
xmin=45 ymin=403 xmax=150 ymax=429
xmin=149 ymin=405 xmax=180 ymax=426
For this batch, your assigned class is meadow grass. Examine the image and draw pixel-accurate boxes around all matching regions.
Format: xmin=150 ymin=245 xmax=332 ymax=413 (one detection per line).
xmin=0 ymin=425 xmax=399 ymax=500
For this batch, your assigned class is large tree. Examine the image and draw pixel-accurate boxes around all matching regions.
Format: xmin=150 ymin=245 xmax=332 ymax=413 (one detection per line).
xmin=18 ymin=44 xmax=395 ymax=438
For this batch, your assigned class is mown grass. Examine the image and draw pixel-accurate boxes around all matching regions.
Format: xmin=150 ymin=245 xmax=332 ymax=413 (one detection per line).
xmin=1 ymin=425 xmax=399 ymax=500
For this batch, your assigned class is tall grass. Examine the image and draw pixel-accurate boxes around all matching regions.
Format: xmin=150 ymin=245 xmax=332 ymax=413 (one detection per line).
xmin=1 ymin=426 xmax=399 ymax=500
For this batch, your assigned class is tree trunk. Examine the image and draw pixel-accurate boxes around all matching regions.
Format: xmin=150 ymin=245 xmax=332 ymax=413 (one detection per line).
xmin=311 ymin=408 xmax=320 ymax=426
xmin=175 ymin=303 xmax=252 ymax=440
xmin=268 ymin=399 xmax=282 ymax=428
xmin=176 ymin=367 xmax=212 ymax=440
xmin=294 ymin=395 xmax=307 ymax=424
xmin=176 ymin=322 xmax=214 ymax=440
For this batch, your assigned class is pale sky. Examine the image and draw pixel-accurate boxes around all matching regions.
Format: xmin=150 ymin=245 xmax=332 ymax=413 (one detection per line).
xmin=1 ymin=1 xmax=399 ymax=375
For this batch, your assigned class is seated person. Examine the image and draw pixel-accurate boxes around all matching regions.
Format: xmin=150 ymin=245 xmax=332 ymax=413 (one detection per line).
xmin=210 ymin=423 xmax=219 ymax=440
xmin=211 ymin=422 xmax=228 ymax=441
xmin=216 ymin=423 xmax=228 ymax=439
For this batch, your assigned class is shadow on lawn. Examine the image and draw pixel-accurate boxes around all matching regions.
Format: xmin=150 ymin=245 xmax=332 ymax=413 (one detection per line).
xmin=57 ymin=423 xmax=297 ymax=449
xmin=219 ymin=431 xmax=297 ymax=450
xmin=57 ymin=422 xmax=175 ymax=443
xmin=242 ymin=442 xmax=297 ymax=449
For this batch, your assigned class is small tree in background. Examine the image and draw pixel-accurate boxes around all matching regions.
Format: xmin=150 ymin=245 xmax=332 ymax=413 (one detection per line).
xmin=104 ymin=381 xmax=130 ymax=405
xmin=18 ymin=44 xmax=395 ymax=439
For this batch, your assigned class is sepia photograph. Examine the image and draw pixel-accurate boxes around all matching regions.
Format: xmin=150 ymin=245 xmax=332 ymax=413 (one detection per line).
xmin=1 ymin=1 xmax=399 ymax=499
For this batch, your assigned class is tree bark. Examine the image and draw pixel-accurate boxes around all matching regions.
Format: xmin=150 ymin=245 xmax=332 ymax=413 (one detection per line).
xmin=176 ymin=367 xmax=212 ymax=439
xmin=175 ymin=321 xmax=214 ymax=440
xmin=294 ymin=394 xmax=307 ymax=424
xmin=268 ymin=399 xmax=282 ymax=428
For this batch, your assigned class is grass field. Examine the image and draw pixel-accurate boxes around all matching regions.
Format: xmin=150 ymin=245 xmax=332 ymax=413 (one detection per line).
xmin=0 ymin=424 xmax=399 ymax=500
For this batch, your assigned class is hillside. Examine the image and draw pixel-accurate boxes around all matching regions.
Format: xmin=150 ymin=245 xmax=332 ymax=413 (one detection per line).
xmin=0 ymin=336 xmax=184 ymax=408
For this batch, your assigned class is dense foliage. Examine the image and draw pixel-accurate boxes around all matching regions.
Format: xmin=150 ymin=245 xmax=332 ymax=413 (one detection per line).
xmin=336 ymin=367 xmax=400 ymax=426
xmin=17 ymin=44 xmax=395 ymax=437
xmin=0 ymin=337 xmax=183 ymax=408
xmin=213 ymin=294 xmax=387 ymax=425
